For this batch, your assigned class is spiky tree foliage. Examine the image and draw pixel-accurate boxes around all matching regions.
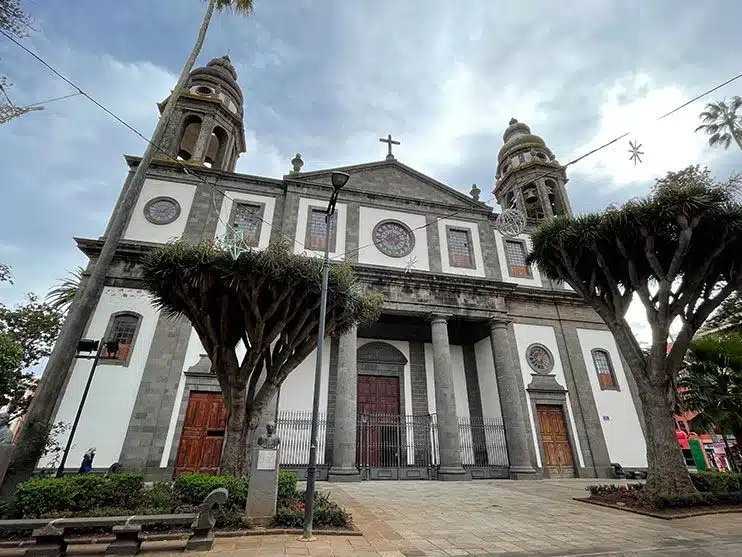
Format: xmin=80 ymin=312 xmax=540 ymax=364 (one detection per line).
xmin=705 ymin=292 xmax=742 ymax=333
xmin=9 ymin=0 xmax=255 ymax=488
xmin=0 ymin=0 xmax=33 ymax=39
xmin=679 ymin=334 xmax=742 ymax=446
xmin=142 ymin=241 xmax=382 ymax=476
xmin=528 ymin=166 xmax=742 ymax=499
xmin=696 ymin=97 xmax=742 ymax=151
xmin=45 ymin=267 xmax=84 ymax=315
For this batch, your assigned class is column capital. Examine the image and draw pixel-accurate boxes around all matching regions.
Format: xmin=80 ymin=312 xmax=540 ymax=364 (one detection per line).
xmin=428 ymin=313 xmax=451 ymax=325
xmin=489 ymin=312 xmax=511 ymax=330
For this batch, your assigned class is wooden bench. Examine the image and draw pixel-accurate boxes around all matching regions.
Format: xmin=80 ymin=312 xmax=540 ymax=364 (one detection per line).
xmin=0 ymin=487 xmax=228 ymax=556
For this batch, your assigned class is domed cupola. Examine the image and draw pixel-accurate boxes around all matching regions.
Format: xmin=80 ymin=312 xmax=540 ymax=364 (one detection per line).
xmin=158 ymin=55 xmax=247 ymax=172
xmin=493 ymin=118 xmax=572 ymax=222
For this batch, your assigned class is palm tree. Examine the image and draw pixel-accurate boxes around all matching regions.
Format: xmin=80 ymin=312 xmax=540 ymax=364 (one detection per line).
xmin=695 ymin=97 xmax=742 ymax=151
xmin=45 ymin=267 xmax=84 ymax=315
xmin=678 ymin=334 xmax=742 ymax=471
xmin=4 ymin=0 xmax=255 ymax=491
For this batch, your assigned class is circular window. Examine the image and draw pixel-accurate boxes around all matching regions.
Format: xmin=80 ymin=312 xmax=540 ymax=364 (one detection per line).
xmin=372 ymin=220 xmax=415 ymax=258
xmin=526 ymin=343 xmax=554 ymax=374
xmin=144 ymin=197 xmax=181 ymax=225
xmin=195 ymin=85 xmax=214 ymax=95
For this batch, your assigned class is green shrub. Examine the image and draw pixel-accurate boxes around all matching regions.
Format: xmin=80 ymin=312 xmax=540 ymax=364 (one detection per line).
xmin=13 ymin=474 xmax=144 ymax=518
xmin=273 ymin=506 xmax=303 ymax=528
xmin=172 ymin=473 xmax=248 ymax=510
xmin=277 ymin=471 xmax=298 ymax=507
xmin=691 ymin=471 xmax=742 ymax=493
xmin=273 ymin=491 xmax=352 ymax=529
xmin=137 ymin=481 xmax=174 ymax=513
xmin=314 ymin=500 xmax=352 ymax=527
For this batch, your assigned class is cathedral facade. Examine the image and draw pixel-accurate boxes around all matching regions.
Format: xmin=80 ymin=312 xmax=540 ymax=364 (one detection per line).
xmin=45 ymin=56 xmax=648 ymax=481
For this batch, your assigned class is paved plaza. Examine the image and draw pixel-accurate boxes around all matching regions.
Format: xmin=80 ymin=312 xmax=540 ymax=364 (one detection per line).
xmin=4 ymin=479 xmax=741 ymax=556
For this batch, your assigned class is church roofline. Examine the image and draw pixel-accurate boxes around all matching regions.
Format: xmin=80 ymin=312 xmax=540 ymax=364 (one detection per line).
xmin=286 ymin=157 xmax=487 ymax=210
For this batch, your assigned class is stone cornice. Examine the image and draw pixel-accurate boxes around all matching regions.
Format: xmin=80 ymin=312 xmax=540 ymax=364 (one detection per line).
xmin=75 ymin=238 xmax=590 ymax=312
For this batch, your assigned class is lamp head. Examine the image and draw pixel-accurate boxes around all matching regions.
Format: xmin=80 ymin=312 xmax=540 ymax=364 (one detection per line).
xmin=77 ymin=339 xmax=99 ymax=353
xmin=330 ymin=171 xmax=350 ymax=192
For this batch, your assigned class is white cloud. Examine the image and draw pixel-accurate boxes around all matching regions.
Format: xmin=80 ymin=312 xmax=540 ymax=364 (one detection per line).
xmin=569 ymin=74 xmax=724 ymax=188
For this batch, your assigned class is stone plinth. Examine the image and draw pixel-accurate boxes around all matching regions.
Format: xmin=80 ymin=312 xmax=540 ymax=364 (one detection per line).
xmin=245 ymin=447 xmax=280 ymax=526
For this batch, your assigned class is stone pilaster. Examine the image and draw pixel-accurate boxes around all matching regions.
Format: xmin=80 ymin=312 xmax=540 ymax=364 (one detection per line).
xmin=489 ymin=314 xmax=537 ymax=479
xmin=328 ymin=325 xmax=360 ymax=481
xmin=430 ymin=314 xmax=467 ymax=480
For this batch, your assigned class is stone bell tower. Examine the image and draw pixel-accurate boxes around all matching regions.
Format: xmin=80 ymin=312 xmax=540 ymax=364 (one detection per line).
xmin=493 ymin=118 xmax=572 ymax=221
xmin=158 ymin=55 xmax=247 ymax=172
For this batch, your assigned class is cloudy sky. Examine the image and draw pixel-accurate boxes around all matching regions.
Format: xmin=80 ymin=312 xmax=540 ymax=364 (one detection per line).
xmin=1 ymin=0 xmax=741 ymax=343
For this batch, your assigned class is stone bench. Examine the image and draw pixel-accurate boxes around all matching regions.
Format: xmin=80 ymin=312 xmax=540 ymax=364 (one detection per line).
xmin=0 ymin=487 xmax=228 ymax=556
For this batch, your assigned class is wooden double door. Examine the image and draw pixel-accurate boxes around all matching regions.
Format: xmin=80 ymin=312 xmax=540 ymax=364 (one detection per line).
xmin=357 ymin=375 xmax=402 ymax=468
xmin=174 ymin=392 xmax=227 ymax=477
xmin=536 ymin=405 xmax=575 ymax=478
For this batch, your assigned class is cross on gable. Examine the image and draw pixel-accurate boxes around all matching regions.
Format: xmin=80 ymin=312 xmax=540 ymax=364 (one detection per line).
xmin=379 ymin=134 xmax=400 ymax=160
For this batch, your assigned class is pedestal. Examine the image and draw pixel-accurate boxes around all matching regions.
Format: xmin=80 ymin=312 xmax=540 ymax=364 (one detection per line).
xmin=245 ymin=447 xmax=280 ymax=526
xmin=0 ymin=444 xmax=13 ymax=486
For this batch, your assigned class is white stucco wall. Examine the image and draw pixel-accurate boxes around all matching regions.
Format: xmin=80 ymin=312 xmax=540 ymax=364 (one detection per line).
xmin=512 ymin=323 xmax=585 ymax=468
xmin=214 ymin=191 xmax=276 ymax=250
xmin=358 ymin=207 xmax=430 ymax=270
xmin=42 ymin=287 xmax=160 ymax=469
xmin=474 ymin=338 xmax=502 ymax=420
xmin=422 ymin=343 xmax=473 ymax=418
xmin=493 ymin=231 xmax=542 ymax=287
xmin=293 ymin=198 xmax=347 ymax=260
xmin=124 ymin=179 xmax=197 ymax=243
xmin=576 ymin=328 xmax=648 ymax=468
xmin=437 ymin=219 xmax=485 ymax=277
xmin=277 ymin=339 xmax=331 ymax=416
xmin=159 ymin=327 xmax=202 ymax=467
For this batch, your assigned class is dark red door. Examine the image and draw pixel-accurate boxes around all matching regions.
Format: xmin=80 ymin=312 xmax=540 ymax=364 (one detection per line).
xmin=174 ymin=392 xmax=227 ymax=477
xmin=357 ymin=375 xmax=401 ymax=467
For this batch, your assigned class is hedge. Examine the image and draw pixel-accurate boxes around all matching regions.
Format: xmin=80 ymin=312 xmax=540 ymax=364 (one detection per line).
xmin=691 ymin=471 xmax=742 ymax=493
xmin=11 ymin=471 xmax=298 ymax=520
xmin=13 ymin=474 xmax=144 ymax=518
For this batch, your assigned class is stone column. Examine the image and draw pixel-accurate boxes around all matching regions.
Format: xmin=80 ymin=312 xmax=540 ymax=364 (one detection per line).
xmin=328 ymin=325 xmax=360 ymax=481
xmin=191 ymin=115 xmax=215 ymax=162
xmin=489 ymin=315 xmax=537 ymax=479
xmin=430 ymin=314 xmax=467 ymax=480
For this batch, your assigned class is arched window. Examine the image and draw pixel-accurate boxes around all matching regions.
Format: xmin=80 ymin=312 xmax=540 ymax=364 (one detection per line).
xmin=102 ymin=312 xmax=142 ymax=364
xmin=592 ymin=349 xmax=619 ymax=391
xmin=522 ymin=183 xmax=544 ymax=219
xmin=205 ymin=126 xmax=229 ymax=169
xmin=177 ymin=115 xmax=202 ymax=161
xmin=545 ymin=179 xmax=562 ymax=215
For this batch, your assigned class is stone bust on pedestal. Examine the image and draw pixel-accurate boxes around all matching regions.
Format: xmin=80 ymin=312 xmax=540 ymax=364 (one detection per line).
xmin=257 ymin=422 xmax=281 ymax=450
xmin=246 ymin=423 xmax=282 ymax=525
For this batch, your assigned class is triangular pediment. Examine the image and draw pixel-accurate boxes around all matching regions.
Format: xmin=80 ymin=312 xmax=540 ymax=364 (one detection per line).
xmin=287 ymin=159 xmax=485 ymax=209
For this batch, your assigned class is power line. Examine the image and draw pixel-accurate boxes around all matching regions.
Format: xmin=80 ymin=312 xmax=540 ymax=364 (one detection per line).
xmin=335 ymin=70 xmax=742 ymax=262
xmin=5 ymin=27 xmax=742 ymax=263
xmin=1 ymin=28 xmax=314 ymax=252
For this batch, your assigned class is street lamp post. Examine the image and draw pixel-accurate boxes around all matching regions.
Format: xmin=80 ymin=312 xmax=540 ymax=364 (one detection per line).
xmin=302 ymin=171 xmax=350 ymax=540
xmin=55 ymin=338 xmax=118 ymax=477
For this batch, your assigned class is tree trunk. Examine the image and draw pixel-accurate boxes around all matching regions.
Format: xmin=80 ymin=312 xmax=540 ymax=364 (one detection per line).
xmin=3 ymin=0 xmax=218 ymax=490
xmin=220 ymin=382 xmax=250 ymax=477
xmin=637 ymin=373 xmax=696 ymax=498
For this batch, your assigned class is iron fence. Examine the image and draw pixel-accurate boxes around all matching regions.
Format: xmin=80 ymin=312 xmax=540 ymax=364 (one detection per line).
xmin=275 ymin=410 xmax=507 ymax=471
xmin=356 ymin=413 xmax=439 ymax=470
xmin=275 ymin=410 xmax=328 ymax=466
xmin=458 ymin=415 xmax=508 ymax=467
